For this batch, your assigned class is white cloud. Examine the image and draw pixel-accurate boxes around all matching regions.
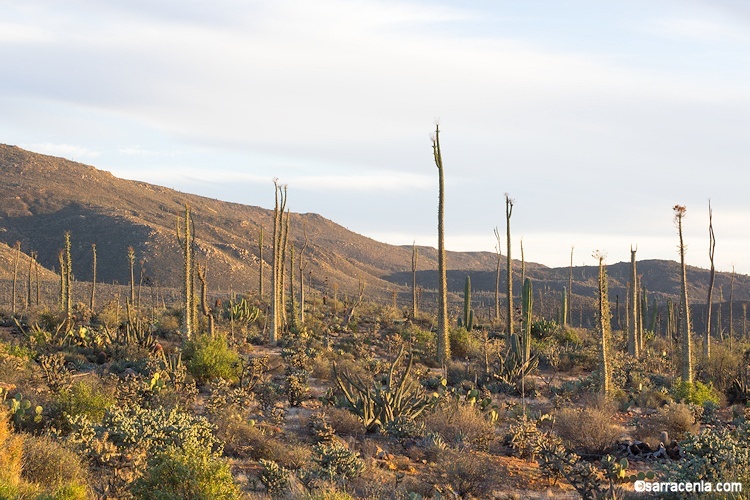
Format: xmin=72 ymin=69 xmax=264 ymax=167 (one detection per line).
xmin=114 ymin=166 xmax=432 ymax=192
xmin=0 ymin=22 xmax=51 ymax=43
xmin=646 ymin=16 xmax=750 ymax=42
xmin=118 ymin=147 xmax=179 ymax=157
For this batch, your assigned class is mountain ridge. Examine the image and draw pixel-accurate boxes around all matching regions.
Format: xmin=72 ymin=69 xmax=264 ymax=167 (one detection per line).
xmin=1 ymin=144 xmax=748 ymax=317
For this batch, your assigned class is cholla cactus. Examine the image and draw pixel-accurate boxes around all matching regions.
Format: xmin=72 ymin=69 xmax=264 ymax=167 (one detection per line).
xmin=259 ymin=459 xmax=290 ymax=495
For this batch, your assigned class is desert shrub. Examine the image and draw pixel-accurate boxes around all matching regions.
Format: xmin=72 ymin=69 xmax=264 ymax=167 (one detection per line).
xmin=697 ymin=343 xmax=744 ymax=393
xmin=671 ymin=379 xmax=722 ymax=406
xmin=507 ymin=415 xmax=555 ymax=462
xmin=154 ymin=309 xmax=181 ymax=335
xmin=400 ymin=324 xmax=435 ymax=364
xmin=638 ymin=402 xmax=698 ymax=443
xmin=214 ymin=418 xmax=263 ymax=459
xmin=555 ymin=404 xmax=622 ymax=455
xmin=424 ymin=401 xmax=496 ymax=451
xmin=310 ymin=353 xmax=333 ymax=380
xmin=306 ymin=486 xmax=356 ymax=500
xmin=619 ymin=386 xmax=672 ymax=411
xmin=130 ymin=446 xmax=238 ymax=500
xmin=383 ymin=415 xmax=426 ymax=440
xmin=325 ymin=407 xmax=365 ymax=438
xmin=54 ymin=377 xmax=115 ymax=424
xmin=21 ymin=434 xmax=88 ymax=490
xmin=419 ymin=431 xmax=448 ymax=462
xmin=0 ymin=410 xmax=23 ymax=493
xmin=216 ymin=418 xmax=309 ymax=468
xmin=0 ymin=411 xmax=89 ymax=499
xmin=532 ymin=319 xmax=558 ymax=340
xmin=439 ymin=449 xmax=493 ymax=498
xmin=554 ymin=326 xmax=582 ymax=346
xmin=184 ymin=334 xmax=240 ymax=384
xmin=449 ymin=327 xmax=479 ymax=359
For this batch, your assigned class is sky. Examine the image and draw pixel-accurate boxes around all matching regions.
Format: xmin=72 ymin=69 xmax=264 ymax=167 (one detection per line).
xmin=2 ymin=0 xmax=750 ymax=273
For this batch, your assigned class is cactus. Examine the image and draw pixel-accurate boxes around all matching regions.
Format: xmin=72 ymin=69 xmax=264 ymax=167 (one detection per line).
xmin=505 ymin=194 xmax=514 ymax=337
xmin=649 ymin=296 xmax=658 ymax=333
xmin=64 ymin=232 xmax=72 ymax=322
xmin=12 ymin=241 xmax=20 ymax=315
xmin=90 ymin=243 xmax=97 ymax=311
xmin=433 ymin=125 xmax=450 ymax=364
xmin=176 ymin=203 xmax=195 ymax=340
xmin=460 ymin=275 xmax=475 ymax=331
xmin=628 ymin=246 xmax=639 ymax=357
xmin=228 ymin=298 xmax=260 ymax=324
xmin=521 ymin=277 xmax=533 ymax=364
xmin=196 ymin=261 xmax=215 ymax=337
xmin=271 ymin=180 xmax=289 ymax=344
xmin=8 ymin=393 xmax=43 ymax=428
xmin=595 ymin=251 xmax=611 ymax=395
xmin=674 ymin=204 xmax=693 ymax=384
xmin=333 ymin=344 xmax=435 ymax=432
xmin=560 ymin=287 xmax=568 ymax=326
xmin=258 ymin=225 xmax=264 ymax=297
xmin=497 ymin=335 xmax=538 ymax=392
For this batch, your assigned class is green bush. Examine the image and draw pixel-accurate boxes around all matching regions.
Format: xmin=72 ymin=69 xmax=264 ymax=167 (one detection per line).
xmin=671 ymin=379 xmax=722 ymax=406
xmin=184 ymin=334 xmax=240 ymax=384
xmin=449 ymin=327 xmax=473 ymax=359
xmin=131 ymin=446 xmax=238 ymax=499
xmin=55 ymin=378 xmax=115 ymax=423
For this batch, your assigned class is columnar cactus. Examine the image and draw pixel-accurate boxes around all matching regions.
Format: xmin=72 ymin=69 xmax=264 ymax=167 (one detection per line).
xmin=628 ymin=246 xmax=639 ymax=358
xmin=595 ymin=251 xmax=611 ymax=395
xmin=521 ymin=277 xmax=533 ymax=365
xmin=258 ymin=225 xmax=264 ymax=297
xmin=63 ymin=232 xmax=72 ymax=323
xmin=12 ymin=241 xmax=20 ymax=315
xmin=459 ymin=275 xmax=474 ymax=331
xmin=196 ymin=261 xmax=215 ymax=337
xmin=705 ymin=200 xmax=716 ymax=358
xmin=432 ymin=125 xmax=450 ymax=364
xmin=176 ymin=203 xmax=195 ymax=340
xmin=90 ymin=244 xmax=97 ymax=311
xmin=505 ymin=194 xmax=514 ymax=337
xmin=271 ymin=180 xmax=289 ymax=344
xmin=560 ymin=287 xmax=568 ymax=326
xmin=674 ymin=204 xmax=692 ymax=384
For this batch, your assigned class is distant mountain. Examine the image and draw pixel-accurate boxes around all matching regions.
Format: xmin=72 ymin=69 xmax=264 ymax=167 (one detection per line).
xmin=0 ymin=144 xmax=746 ymax=321
xmin=0 ymin=145 xmax=498 ymax=302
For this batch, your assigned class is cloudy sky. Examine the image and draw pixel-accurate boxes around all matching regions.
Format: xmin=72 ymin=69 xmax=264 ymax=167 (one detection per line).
xmin=2 ymin=0 xmax=750 ymax=273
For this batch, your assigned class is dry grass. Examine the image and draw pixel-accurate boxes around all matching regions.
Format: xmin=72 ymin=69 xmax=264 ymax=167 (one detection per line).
xmin=424 ymin=402 xmax=497 ymax=451
xmin=21 ymin=434 xmax=87 ymax=489
xmin=0 ymin=411 xmax=23 ymax=488
xmin=637 ymin=402 xmax=698 ymax=445
xmin=555 ymin=401 xmax=623 ymax=455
